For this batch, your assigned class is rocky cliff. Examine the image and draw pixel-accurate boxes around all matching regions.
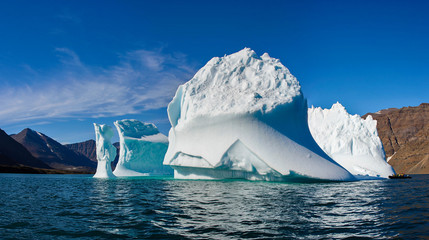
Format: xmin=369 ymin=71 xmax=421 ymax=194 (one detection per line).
xmin=363 ymin=103 xmax=429 ymax=174
xmin=66 ymin=139 xmax=119 ymax=170
xmin=65 ymin=140 xmax=97 ymax=162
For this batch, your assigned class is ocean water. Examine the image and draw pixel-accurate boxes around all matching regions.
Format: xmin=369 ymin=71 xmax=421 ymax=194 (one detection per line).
xmin=0 ymin=174 xmax=428 ymax=239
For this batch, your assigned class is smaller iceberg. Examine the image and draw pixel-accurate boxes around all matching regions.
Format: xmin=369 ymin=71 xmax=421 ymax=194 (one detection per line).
xmin=113 ymin=119 xmax=172 ymax=176
xmin=308 ymin=102 xmax=395 ymax=179
xmin=93 ymin=123 xmax=117 ymax=178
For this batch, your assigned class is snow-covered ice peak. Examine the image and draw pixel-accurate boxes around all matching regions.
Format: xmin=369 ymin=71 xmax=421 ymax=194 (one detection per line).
xmin=93 ymin=123 xmax=116 ymax=178
xmin=308 ymin=102 xmax=395 ymax=178
xmin=330 ymin=101 xmax=346 ymax=111
xmin=114 ymin=119 xmax=159 ymax=137
xmin=165 ymin=49 xmax=355 ymax=181
xmin=308 ymin=102 xmax=380 ymax=156
xmin=114 ymin=119 xmax=167 ymax=142
xmin=168 ymin=48 xmax=302 ymax=127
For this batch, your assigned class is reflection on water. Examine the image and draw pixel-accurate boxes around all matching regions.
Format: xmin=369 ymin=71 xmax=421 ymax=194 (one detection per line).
xmin=161 ymin=180 xmax=392 ymax=239
xmin=0 ymin=174 xmax=428 ymax=239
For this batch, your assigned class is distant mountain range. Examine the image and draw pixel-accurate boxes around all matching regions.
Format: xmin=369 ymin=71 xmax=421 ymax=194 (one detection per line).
xmin=65 ymin=140 xmax=97 ymax=162
xmin=0 ymin=128 xmax=96 ymax=173
xmin=1 ymin=103 xmax=428 ymax=174
xmin=11 ymin=128 xmax=96 ymax=172
xmin=64 ymin=140 xmax=119 ymax=170
xmin=0 ymin=129 xmax=51 ymax=170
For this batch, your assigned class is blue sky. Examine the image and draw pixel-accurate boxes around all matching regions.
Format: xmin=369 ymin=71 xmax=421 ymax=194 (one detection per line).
xmin=1 ymin=0 xmax=428 ymax=143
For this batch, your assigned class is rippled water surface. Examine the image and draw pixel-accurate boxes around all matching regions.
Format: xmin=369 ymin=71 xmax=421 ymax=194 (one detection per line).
xmin=0 ymin=174 xmax=428 ymax=239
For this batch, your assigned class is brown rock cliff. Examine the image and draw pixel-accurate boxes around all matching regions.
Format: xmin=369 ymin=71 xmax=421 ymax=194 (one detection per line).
xmin=363 ymin=103 xmax=429 ymax=174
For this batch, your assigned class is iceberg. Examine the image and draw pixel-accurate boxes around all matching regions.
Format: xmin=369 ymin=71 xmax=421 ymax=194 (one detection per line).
xmin=308 ymin=103 xmax=395 ymax=178
xmin=163 ymin=48 xmax=355 ymax=181
xmin=113 ymin=119 xmax=172 ymax=176
xmin=93 ymin=123 xmax=117 ymax=178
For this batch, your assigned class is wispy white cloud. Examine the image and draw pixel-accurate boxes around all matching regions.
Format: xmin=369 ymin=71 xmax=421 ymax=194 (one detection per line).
xmin=55 ymin=48 xmax=84 ymax=67
xmin=0 ymin=48 xmax=196 ymax=126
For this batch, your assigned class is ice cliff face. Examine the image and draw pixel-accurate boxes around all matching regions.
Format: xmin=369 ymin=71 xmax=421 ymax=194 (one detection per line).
xmin=113 ymin=119 xmax=172 ymax=176
xmin=164 ymin=48 xmax=355 ymax=181
xmin=308 ymin=103 xmax=395 ymax=178
xmin=93 ymin=123 xmax=116 ymax=178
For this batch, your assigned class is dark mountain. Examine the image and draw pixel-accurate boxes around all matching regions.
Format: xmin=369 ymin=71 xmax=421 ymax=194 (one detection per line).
xmin=0 ymin=129 xmax=51 ymax=169
xmin=11 ymin=128 xmax=96 ymax=172
xmin=363 ymin=103 xmax=429 ymax=174
xmin=65 ymin=140 xmax=96 ymax=162
xmin=65 ymin=139 xmax=120 ymax=170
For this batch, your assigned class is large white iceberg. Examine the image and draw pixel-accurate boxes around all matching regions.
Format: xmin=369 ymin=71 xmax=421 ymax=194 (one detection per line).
xmin=113 ymin=119 xmax=172 ymax=176
xmin=308 ymin=102 xmax=395 ymax=178
xmin=163 ymin=48 xmax=355 ymax=181
xmin=93 ymin=123 xmax=117 ymax=178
